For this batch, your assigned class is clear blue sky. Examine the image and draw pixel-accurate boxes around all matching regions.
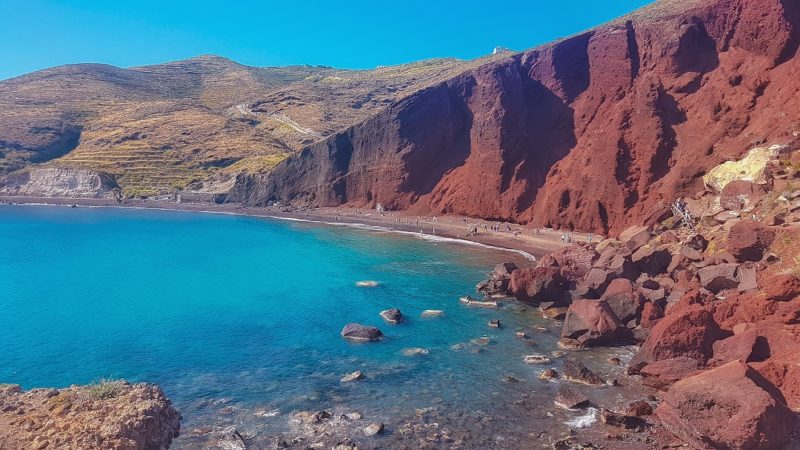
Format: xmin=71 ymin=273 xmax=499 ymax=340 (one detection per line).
xmin=0 ymin=0 xmax=654 ymax=80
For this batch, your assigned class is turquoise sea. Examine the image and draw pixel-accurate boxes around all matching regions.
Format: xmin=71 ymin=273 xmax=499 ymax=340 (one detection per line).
xmin=0 ymin=205 xmax=631 ymax=447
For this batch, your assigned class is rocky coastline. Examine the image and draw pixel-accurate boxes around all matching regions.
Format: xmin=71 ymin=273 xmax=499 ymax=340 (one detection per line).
xmin=472 ymin=144 xmax=800 ymax=448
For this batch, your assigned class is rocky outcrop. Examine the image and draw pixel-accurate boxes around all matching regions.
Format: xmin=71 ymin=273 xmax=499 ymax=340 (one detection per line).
xmin=340 ymin=323 xmax=383 ymax=342
xmin=469 ymin=142 xmax=800 ymax=447
xmin=231 ymin=0 xmax=800 ymax=235
xmin=656 ymin=361 xmax=795 ymax=450
xmin=0 ymin=381 xmax=180 ymax=449
xmin=0 ymin=166 xmax=118 ymax=198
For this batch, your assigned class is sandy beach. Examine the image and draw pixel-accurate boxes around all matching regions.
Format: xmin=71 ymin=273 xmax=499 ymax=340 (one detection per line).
xmin=0 ymin=196 xmax=601 ymax=259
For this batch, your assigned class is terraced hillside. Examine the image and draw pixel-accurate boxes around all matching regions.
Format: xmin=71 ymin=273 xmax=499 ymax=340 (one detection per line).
xmin=0 ymin=54 xmax=503 ymax=197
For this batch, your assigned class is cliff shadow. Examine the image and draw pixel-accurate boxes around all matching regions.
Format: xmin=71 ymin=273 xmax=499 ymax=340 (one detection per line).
xmin=397 ymin=80 xmax=475 ymax=197
xmin=511 ymin=78 xmax=578 ymax=213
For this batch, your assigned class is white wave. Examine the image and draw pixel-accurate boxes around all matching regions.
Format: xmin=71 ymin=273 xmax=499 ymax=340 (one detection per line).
xmin=564 ymin=407 xmax=598 ymax=429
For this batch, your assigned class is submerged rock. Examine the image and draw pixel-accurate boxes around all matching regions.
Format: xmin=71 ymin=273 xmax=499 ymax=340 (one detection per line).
xmin=523 ymin=354 xmax=551 ymax=364
xmin=401 ymin=347 xmax=430 ymax=356
xmin=340 ymin=323 xmax=383 ymax=342
xmin=341 ymin=371 xmax=365 ymax=382
xmin=420 ymin=309 xmax=445 ymax=318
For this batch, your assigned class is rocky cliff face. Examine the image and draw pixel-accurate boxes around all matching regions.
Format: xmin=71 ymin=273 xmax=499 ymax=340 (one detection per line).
xmin=0 ymin=166 xmax=119 ymax=198
xmin=233 ymin=0 xmax=800 ymax=234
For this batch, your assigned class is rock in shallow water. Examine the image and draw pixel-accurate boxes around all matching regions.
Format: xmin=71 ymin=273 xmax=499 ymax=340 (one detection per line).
xmin=340 ymin=323 xmax=383 ymax=342
xmin=420 ymin=309 xmax=444 ymax=318
xmin=402 ymin=347 xmax=430 ymax=356
xmin=340 ymin=371 xmax=364 ymax=382
xmin=363 ymin=422 xmax=384 ymax=436
xmin=379 ymin=308 xmax=403 ymax=324
xmin=554 ymin=386 xmax=590 ymax=409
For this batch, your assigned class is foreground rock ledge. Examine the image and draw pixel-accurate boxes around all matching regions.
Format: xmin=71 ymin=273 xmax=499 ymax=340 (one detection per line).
xmin=0 ymin=381 xmax=181 ymax=450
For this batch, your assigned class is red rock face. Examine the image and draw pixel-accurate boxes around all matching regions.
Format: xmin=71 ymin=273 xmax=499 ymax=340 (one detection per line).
xmin=656 ymin=361 xmax=795 ymax=450
xmin=231 ymin=0 xmax=800 ymax=234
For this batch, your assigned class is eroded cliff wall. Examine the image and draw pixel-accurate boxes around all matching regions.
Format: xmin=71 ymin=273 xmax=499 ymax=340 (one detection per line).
xmin=232 ymin=0 xmax=800 ymax=234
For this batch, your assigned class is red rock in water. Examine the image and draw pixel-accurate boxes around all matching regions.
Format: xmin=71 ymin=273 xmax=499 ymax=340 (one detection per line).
xmin=231 ymin=0 xmax=800 ymax=235
xmin=656 ymin=361 xmax=795 ymax=450
xmin=725 ymin=221 xmax=776 ymax=262
xmin=629 ymin=305 xmax=727 ymax=372
xmin=508 ymin=267 xmax=564 ymax=304
xmin=561 ymin=299 xmax=629 ymax=347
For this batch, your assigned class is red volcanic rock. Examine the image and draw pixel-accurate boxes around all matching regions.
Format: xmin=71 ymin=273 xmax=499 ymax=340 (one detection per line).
xmin=550 ymin=243 xmax=598 ymax=277
xmin=720 ymin=180 xmax=767 ymax=211
xmin=508 ymin=267 xmax=564 ymax=304
xmin=640 ymin=301 xmax=665 ymax=329
xmin=725 ymin=220 xmax=775 ymax=262
xmin=560 ymin=299 xmax=629 ymax=348
xmin=631 ymin=245 xmax=671 ymax=275
xmin=762 ymin=273 xmax=800 ymax=301
xmin=640 ymin=356 xmax=702 ymax=390
xmin=629 ymin=305 xmax=727 ymax=373
xmin=233 ymin=0 xmax=800 ymax=235
xmin=618 ymin=226 xmax=652 ymax=252
xmin=599 ymin=278 xmax=644 ymax=324
xmin=656 ymin=361 xmax=795 ymax=450
xmin=697 ymin=263 xmax=740 ymax=292
xmin=710 ymin=329 xmax=769 ymax=366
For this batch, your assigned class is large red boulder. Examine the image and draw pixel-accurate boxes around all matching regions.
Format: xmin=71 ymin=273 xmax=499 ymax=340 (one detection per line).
xmin=710 ymin=329 xmax=770 ymax=366
xmin=761 ymin=273 xmax=800 ymax=302
xmin=631 ymin=245 xmax=671 ymax=275
xmin=599 ymin=278 xmax=644 ymax=324
xmin=697 ymin=263 xmax=740 ymax=293
xmin=656 ymin=361 xmax=795 ymax=450
xmin=618 ymin=225 xmax=652 ymax=252
xmin=508 ymin=267 xmax=564 ymax=304
xmin=629 ymin=305 xmax=727 ymax=373
xmin=550 ymin=243 xmax=598 ymax=278
xmin=639 ymin=356 xmax=702 ymax=390
xmin=640 ymin=301 xmax=665 ymax=329
xmin=560 ymin=299 xmax=630 ymax=348
xmin=725 ymin=220 xmax=775 ymax=262
xmin=720 ymin=180 xmax=767 ymax=211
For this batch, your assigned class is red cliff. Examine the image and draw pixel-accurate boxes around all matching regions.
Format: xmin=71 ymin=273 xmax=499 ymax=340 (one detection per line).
xmin=231 ymin=0 xmax=800 ymax=234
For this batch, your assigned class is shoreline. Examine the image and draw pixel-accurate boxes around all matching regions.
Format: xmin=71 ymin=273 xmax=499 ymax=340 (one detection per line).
xmin=0 ymin=196 xmax=595 ymax=260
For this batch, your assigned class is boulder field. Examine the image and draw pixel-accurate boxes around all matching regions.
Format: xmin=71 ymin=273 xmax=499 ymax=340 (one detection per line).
xmin=477 ymin=146 xmax=800 ymax=448
xmin=230 ymin=0 xmax=800 ymax=236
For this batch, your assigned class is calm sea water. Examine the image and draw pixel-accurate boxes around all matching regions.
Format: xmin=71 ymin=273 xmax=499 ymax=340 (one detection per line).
xmin=0 ymin=205 xmax=633 ymax=448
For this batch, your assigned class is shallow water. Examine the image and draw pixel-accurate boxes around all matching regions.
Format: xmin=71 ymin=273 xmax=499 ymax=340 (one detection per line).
xmin=0 ymin=205 xmax=642 ymax=448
